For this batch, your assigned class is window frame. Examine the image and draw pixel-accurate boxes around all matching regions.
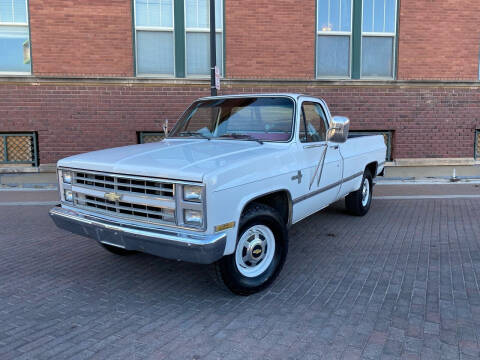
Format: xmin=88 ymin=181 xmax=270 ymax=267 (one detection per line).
xmin=299 ymin=101 xmax=329 ymax=143
xmin=138 ymin=131 xmax=165 ymax=144
xmin=184 ymin=0 xmax=223 ymax=78
xmin=360 ymin=0 xmax=397 ymax=79
xmin=133 ymin=0 xmax=176 ymax=78
xmin=315 ymin=0 xmax=398 ymax=80
xmin=0 ymin=132 xmax=39 ymax=167
xmin=315 ymin=0 xmax=354 ymax=79
xmin=132 ymin=0 xmax=225 ymax=79
xmin=0 ymin=0 xmax=31 ymax=75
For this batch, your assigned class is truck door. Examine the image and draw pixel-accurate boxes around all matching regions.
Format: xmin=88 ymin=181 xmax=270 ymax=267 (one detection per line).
xmin=292 ymin=100 xmax=343 ymax=222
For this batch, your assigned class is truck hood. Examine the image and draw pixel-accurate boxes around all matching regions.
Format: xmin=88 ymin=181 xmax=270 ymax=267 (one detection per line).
xmin=58 ymin=139 xmax=289 ymax=182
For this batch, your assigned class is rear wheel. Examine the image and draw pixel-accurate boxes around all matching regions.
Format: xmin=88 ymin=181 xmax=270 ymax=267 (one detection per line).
xmin=216 ymin=203 xmax=288 ymax=295
xmin=345 ymin=169 xmax=373 ymax=216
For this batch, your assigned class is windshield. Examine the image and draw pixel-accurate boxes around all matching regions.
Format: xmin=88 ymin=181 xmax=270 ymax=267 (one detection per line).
xmin=168 ymin=97 xmax=295 ymax=142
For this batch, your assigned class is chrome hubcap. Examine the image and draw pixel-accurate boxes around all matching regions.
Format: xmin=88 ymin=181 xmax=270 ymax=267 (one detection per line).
xmin=361 ymin=178 xmax=370 ymax=207
xmin=235 ymin=225 xmax=275 ymax=278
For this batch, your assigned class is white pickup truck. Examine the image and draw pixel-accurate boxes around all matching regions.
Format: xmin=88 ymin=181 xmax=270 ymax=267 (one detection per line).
xmin=50 ymin=94 xmax=386 ymax=295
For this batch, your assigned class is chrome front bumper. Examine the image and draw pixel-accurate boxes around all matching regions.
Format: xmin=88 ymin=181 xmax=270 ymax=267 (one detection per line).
xmin=49 ymin=205 xmax=226 ymax=264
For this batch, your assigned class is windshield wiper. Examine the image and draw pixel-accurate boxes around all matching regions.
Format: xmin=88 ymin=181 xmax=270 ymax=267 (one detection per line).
xmin=217 ymin=133 xmax=263 ymax=145
xmin=176 ymin=131 xmax=211 ymax=140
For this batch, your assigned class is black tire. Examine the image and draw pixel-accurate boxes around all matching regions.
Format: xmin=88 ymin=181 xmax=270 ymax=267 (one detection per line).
xmin=215 ymin=203 xmax=288 ymax=296
xmin=99 ymin=243 xmax=136 ymax=256
xmin=345 ymin=169 xmax=373 ymax=216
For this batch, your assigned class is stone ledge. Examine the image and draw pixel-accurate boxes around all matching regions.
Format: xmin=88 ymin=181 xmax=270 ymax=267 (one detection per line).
xmin=0 ymin=164 xmax=56 ymax=174
xmin=0 ymin=76 xmax=479 ymax=88
xmin=390 ymin=158 xmax=478 ymax=167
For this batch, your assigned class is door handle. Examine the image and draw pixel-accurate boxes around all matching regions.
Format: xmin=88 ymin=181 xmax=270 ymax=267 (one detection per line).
xmin=330 ymin=145 xmax=339 ymax=150
xmin=304 ymin=143 xmax=327 ymax=149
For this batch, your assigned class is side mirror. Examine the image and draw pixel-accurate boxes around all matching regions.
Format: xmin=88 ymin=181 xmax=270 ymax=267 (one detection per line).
xmin=327 ymin=116 xmax=350 ymax=143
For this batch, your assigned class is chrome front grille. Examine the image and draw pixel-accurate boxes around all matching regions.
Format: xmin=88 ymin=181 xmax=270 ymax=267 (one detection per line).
xmin=74 ymin=171 xmax=174 ymax=198
xmin=74 ymin=193 xmax=175 ymax=223
xmin=70 ymin=170 xmax=176 ymax=225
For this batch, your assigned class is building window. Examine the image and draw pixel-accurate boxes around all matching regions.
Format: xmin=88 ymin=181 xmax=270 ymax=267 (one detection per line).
xmin=316 ymin=0 xmax=397 ymax=79
xmin=185 ymin=0 xmax=223 ymax=76
xmin=361 ymin=0 xmax=396 ymax=77
xmin=0 ymin=133 xmax=39 ymax=167
xmin=138 ymin=131 xmax=165 ymax=144
xmin=133 ymin=0 xmax=223 ymax=78
xmin=0 ymin=0 xmax=31 ymax=74
xmin=134 ymin=0 xmax=175 ymax=76
xmin=316 ymin=0 xmax=352 ymax=78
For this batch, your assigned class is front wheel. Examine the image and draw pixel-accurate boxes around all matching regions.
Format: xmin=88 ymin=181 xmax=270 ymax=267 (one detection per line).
xmin=345 ymin=169 xmax=373 ymax=216
xmin=216 ymin=203 xmax=288 ymax=295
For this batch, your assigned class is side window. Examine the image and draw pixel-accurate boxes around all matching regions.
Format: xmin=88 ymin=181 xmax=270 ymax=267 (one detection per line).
xmin=300 ymin=102 xmax=328 ymax=143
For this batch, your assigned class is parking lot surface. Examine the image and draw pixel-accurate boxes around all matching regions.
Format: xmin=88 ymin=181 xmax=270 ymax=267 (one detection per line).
xmin=2 ymin=188 xmax=480 ymax=359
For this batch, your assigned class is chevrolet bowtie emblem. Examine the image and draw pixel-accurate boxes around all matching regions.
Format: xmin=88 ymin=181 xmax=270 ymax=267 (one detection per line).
xmin=253 ymin=249 xmax=262 ymax=255
xmin=104 ymin=192 xmax=122 ymax=202
xmin=291 ymin=170 xmax=303 ymax=184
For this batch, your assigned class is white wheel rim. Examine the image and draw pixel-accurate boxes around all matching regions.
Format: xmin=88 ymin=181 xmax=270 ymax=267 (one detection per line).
xmin=361 ymin=178 xmax=370 ymax=207
xmin=235 ymin=224 xmax=276 ymax=278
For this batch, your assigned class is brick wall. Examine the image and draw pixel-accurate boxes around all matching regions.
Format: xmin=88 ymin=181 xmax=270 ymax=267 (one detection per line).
xmin=1 ymin=81 xmax=479 ymax=164
xmin=397 ymin=0 xmax=480 ymax=80
xmin=25 ymin=0 xmax=480 ymax=81
xmin=0 ymin=82 xmax=210 ymax=164
xmin=29 ymin=0 xmax=133 ymax=77
xmin=224 ymin=0 xmax=316 ymax=79
xmin=223 ymin=85 xmax=480 ymax=159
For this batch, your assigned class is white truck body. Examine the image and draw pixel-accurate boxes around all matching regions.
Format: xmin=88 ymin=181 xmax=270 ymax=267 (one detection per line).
xmin=50 ymin=93 xmax=386 ymax=293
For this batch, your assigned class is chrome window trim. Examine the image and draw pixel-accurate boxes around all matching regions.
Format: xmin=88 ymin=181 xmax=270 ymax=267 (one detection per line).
xmin=298 ymin=100 xmax=329 ymax=144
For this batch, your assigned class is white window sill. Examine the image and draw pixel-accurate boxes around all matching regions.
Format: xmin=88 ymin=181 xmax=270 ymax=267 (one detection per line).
xmin=0 ymin=72 xmax=31 ymax=76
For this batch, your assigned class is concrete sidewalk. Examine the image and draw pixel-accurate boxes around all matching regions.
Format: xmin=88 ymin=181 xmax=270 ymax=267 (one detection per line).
xmin=0 ymin=190 xmax=59 ymax=204
xmin=374 ymin=183 xmax=480 ymax=197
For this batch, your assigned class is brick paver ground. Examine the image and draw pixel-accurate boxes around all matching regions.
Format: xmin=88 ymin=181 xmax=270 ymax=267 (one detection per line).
xmin=2 ymin=198 xmax=480 ymax=359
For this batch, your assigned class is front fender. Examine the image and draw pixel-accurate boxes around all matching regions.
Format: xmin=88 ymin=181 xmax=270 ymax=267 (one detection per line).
xmin=211 ymin=177 xmax=294 ymax=255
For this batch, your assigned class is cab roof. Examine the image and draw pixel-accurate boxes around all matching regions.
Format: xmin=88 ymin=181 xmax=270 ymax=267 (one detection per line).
xmin=198 ymin=93 xmax=309 ymax=101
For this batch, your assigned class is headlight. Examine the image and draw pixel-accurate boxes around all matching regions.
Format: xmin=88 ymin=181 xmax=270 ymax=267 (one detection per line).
xmin=183 ymin=185 xmax=202 ymax=202
xmin=62 ymin=171 xmax=72 ymax=184
xmin=184 ymin=209 xmax=203 ymax=226
xmin=64 ymin=190 xmax=73 ymax=202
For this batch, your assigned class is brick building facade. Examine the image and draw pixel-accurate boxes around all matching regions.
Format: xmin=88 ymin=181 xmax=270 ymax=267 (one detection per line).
xmin=0 ymin=0 xmax=479 ymax=171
